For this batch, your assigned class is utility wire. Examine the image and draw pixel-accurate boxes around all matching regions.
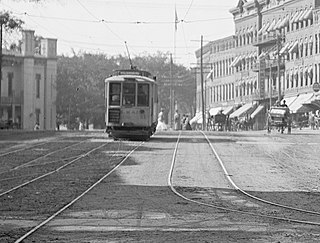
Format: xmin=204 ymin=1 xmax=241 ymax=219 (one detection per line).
xmin=183 ymin=0 xmax=194 ymax=20
xmin=76 ymin=0 xmax=123 ymax=41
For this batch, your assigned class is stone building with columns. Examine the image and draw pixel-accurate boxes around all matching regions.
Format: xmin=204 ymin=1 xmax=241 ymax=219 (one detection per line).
xmin=0 ymin=30 xmax=57 ymax=130
xmin=195 ymin=0 xmax=320 ymax=130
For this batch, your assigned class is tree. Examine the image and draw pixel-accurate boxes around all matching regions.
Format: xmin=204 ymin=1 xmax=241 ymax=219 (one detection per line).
xmin=0 ymin=11 xmax=23 ymax=101
xmin=56 ymin=52 xmax=195 ymax=129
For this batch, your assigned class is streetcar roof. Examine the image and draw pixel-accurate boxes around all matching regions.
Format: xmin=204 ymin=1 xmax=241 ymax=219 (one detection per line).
xmin=105 ymin=75 xmax=156 ymax=83
xmin=105 ymin=69 xmax=156 ymax=83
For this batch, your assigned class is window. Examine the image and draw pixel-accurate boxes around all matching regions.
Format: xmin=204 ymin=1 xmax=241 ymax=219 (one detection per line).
xmin=109 ymin=83 xmax=121 ymax=106
xmin=36 ymin=74 xmax=41 ymax=98
xmin=122 ymin=83 xmax=136 ymax=106
xmin=137 ymin=83 xmax=149 ymax=106
xmin=8 ymin=72 xmax=13 ymax=96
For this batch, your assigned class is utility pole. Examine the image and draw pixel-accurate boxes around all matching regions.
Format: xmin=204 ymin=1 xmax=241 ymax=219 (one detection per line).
xmin=277 ymin=34 xmax=282 ymax=102
xmin=170 ymin=53 xmax=173 ymax=128
xmin=0 ymin=21 xmax=2 ymax=105
xmin=200 ymin=35 xmax=205 ymax=130
xmin=269 ymin=62 xmax=272 ymax=109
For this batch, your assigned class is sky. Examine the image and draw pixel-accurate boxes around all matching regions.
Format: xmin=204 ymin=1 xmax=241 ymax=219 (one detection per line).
xmin=0 ymin=0 xmax=237 ymax=68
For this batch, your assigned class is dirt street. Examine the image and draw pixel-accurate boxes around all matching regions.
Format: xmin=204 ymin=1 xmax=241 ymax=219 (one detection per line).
xmin=1 ymin=129 xmax=320 ymax=242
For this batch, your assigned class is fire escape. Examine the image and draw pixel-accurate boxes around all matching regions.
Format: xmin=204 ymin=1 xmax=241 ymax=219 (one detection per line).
xmin=253 ymin=24 xmax=286 ymax=108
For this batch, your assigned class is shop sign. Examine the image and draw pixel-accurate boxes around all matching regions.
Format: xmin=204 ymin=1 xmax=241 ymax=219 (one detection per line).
xmin=313 ymin=82 xmax=320 ymax=92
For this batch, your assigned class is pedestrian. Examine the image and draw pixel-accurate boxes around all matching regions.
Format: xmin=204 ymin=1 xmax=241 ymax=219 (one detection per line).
xmin=34 ymin=122 xmax=40 ymax=130
xmin=181 ymin=114 xmax=186 ymax=130
xmin=280 ymin=100 xmax=288 ymax=107
xmin=156 ymin=108 xmax=167 ymax=131
xmin=185 ymin=115 xmax=192 ymax=130
xmin=174 ymin=109 xmax=180 ymax=130
xmin=309 ymin=111 xmax=315 ymax=130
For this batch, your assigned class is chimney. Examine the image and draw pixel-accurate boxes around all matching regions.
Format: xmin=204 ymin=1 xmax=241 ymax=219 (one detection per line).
xmin=21 ymin=30 xmax=35 ymax=56
xmin=41 ymin=38 xmax=57 ymax=58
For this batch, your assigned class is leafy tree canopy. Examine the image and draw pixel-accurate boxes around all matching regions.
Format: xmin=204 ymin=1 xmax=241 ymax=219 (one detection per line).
xmin=57 ymin=52 xmax=195 ymax=129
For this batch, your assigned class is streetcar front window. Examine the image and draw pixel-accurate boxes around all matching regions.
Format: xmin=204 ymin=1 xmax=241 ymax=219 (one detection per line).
xmin=109 ymin=83 xmax=121 ymax=106
xmin=138 ymin=84 xmax=149 ymax=106
xmin=123 ymin=83 xmax=136 ymax=106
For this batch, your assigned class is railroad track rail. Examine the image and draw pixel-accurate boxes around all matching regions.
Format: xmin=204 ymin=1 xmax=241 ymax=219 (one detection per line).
xmin=0 ymin=138 xmax=144 ymax=243
xmin=168 ymin=131 xmax=320 ymax=226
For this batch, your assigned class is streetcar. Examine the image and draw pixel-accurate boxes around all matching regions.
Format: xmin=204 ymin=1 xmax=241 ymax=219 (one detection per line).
xmin=104 ymin=67 xmax=158 ymax=140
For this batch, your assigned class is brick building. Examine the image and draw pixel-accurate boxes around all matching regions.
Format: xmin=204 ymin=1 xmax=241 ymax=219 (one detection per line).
xmin=195 ymin=0 xmax=320 ymax=130
xmin=0 ymin=30 xmax=57 ymax=130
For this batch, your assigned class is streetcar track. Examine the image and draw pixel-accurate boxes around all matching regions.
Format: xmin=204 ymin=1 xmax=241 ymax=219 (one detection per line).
xmin=13 ymin=141 xmax=145 ymax=243
xmin=0 ymin=140 xmax=88 ymax=174
xmin=0 ymin=142 xmax=108 ymax=197
xmin=169 ymin=131 xmax=320 ymax=226
xmin=0 ymin=141 xmax=50 ymax=157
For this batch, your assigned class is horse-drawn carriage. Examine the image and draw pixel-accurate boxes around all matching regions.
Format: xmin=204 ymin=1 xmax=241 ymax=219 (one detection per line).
xmin=208 ymin=112 xmax=226 ymax=131
xmin=267 ymin=106 xmax=291 ymax=134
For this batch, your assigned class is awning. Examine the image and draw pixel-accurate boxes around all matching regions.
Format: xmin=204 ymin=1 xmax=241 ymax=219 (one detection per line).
xmin=266 ymin=19 xmax=276 ymax=32
xmin=190 ymin=112 xmax=202 ymax=125
xmin=279 ymin=16 xmax=289 ymax=28
xmin=246 ymin=26 xmax=253 ymax=35
xmin=281 ymin=95 xmax=298 ymax=107
xmin=258 ymin=51 xmax=267 ymax=59
xmin=298 ymin=9 xmax=309 ymax=22
xmin=288 ymin=93 xmax=314 ymax=113
xmin=303 ymin=8 xmax=313 ymax=20
xmin=258 ymin=22 xmax=270 ymax=35
xmin=229 ymin=102 xmax=256 ymax=119
xmin=250 ymin=105 xmax=265 ymax=119
xmin=290 ymin=11 xmax=300 ymax=24
xmin=230 ymin=56 xmax=240 ymax=67
xmin=233 ymin=55 xmax=243 ymax=67
xmin=222 ymin=106 xmax=234 ymax=115
xmin=292 ymin=10 xmax=304 ymax=23
xmin=206 ymin=69 xmax=214 ymax=79
xmin=249 ymin=52 xmax=257 ymax=59
xmin=209 ymin=107 xmax=223 ymax=116
xmin=279 ymin=42 xmax=290 ymax=55
xmin=288 ymin=41 xmax=299 ymax=54
xmin=274 ymin=18 xmax=283 ymax=30
xmin=308 ymin=66 xmax=313 ymax=78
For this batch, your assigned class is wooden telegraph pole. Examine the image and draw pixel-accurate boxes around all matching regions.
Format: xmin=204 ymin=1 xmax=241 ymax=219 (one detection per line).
xmin=200 ymin=35 xmax=205 ymax=130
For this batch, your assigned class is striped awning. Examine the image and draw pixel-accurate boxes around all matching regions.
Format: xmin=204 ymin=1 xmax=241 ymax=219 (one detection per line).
xmin=289 ymin=93 xmax=314 ymax=113
xmin=288 ymin=41 xmax=299 ymax=54
xmin=281 ymin=96 xmax=298 ymax=107
xmin=206 ymin=69 xmax=214 ymax=79
xmin=258 ymin=22 xmax=270 ymax=35
xmin=209 ymin=107 xmax=223 ymax=116
xmin=303 ymin=8 xmax=313 ymax=20
xmin=222 ymin=106 xmax=234 ymax=115
xmin=229 ymin=102 xmax=256 ymax=119
xmin=246 ymin=26 xmax=254 ymax=35
xmin=279 ymin=42 xmax=290 ymax=55
xmin=230 ymin=56 xmax=240 ymax=67
xmin=279 ymin=16 xmax=289 ymax=29
xmin=290 ymin=11 xmax=300 ymax=24
xmin=274 ymin=18 xmax=283 ymax=30
xmin=250 ymin=105 xmax=265 ymax=119
xmin=266 ymin=19 xmax=276 ymax=32
xmin=298 ymin=8 xmax=310 ymax=22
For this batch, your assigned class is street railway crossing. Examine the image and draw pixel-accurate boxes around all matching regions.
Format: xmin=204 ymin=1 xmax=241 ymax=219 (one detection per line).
xmin=169 ymin=131 xmax=320 ymax=226
xmin=1 ymin=131 xmax=320 ymax=242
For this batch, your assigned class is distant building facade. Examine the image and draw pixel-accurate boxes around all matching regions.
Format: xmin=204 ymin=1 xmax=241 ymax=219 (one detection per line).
xmin=195 ymin=0 xmax=320 ymax=130
xmin=0 ymin=30 xmax=57 ymax=130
